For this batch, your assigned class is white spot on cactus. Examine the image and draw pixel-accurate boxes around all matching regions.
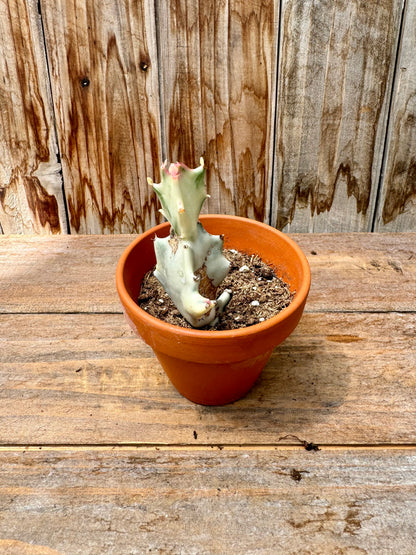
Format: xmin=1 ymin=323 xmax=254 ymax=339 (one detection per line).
xmin=239 ymin=265 xmax=250 ymax=272
xmin=251 ymin=300 xmax=260 ymax=306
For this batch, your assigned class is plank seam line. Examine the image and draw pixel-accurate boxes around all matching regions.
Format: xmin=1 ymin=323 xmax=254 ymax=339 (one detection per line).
xmin=268 ymin=0 xmax=283 ymax=227
xmin=305 ymin=309 xmax=416 ymax=315
xmin=36 ymin=0 xmax=71 ymax=235
xmin=0 ymin=311 xmax=125 ymax=316
xmin=1 ymin=310 xmax=416 ymax=316
xmin=153 ymin=0 xmax=166 ymax=162
xmin=1 ymin=444 xmax=416 ymax=451
xmin=370 ymin=0 xmax=407 ymax=231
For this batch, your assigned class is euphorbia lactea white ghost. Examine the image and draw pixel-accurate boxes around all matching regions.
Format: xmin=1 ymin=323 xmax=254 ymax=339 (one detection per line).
xmin=147 ymin=158 xmax=231 ymax=328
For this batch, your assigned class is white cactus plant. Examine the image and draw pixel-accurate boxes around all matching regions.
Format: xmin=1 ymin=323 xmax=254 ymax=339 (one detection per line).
xmin=147 ymin=158 xmax=231 ymax=328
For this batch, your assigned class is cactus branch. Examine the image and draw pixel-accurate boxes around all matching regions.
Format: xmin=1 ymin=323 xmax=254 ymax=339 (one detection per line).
xmin=149 ymin=159 xmax=231 ymax=328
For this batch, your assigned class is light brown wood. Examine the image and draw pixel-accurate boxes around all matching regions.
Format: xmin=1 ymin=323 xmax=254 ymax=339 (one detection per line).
xmin=0 ymin=234 xmax=415 ymax=552
xmin=2 ymin=1 xmax=416 ymax=234
xmin=0 ymin=0 xmax=67 ymax=234
xmin=374 ymin=0 xmax=416 ymax=231
xmin=40 ymin=0 xmax=162 ymax=233
xmin=0 ymin=447 xmax=415 ymax=554
xmin=295 ymin=232 xmax=416 ymax=312
xmin=157 ymin=0 xmax=278 ymax=222
xmin=272 ymin=0 xmax=403 ymax=232
xmin=0 ymin=235 xmax=124 ymax=313
xmin=1 ymin=311 xmax=415 ymax=445
xmin=1 ymin=233 xmax=415 ymax=313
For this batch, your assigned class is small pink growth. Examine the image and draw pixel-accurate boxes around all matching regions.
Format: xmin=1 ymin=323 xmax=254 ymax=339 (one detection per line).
xmin=169 ymin=163 xmax=181 ymax=179
xmin=161 ymin=160 xmax=194 ymax=177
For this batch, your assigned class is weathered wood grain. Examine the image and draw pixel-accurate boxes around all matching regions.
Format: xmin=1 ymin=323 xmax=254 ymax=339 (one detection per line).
xmin=0 ymin=0 xmax=67 ymax=234
xmin=295 ymin=232 xmax=416 ymax=312
xmin=1 ymin=233 xmax=415 ymax=314
xmin=0 ymin=447 xmax=415 ymax=554
xmin=375 ymin=0 xmax=416 ymax=231
xmin=2 ymin=1 xmax=416 ymax=235
xmin=40 ymin=0 xmax=162 ymax=233
xmin=1 ymin=311 xmax=415 ymax=445
xmin=0 ymin=234 xmax=413 ymax=553
xmin=272 ymin=0 xmax=403 ymax=232
xmin=157 ymin=0 xmax=278 ymax=222
xmin=0 ymin=235 xmax=123 ymax=313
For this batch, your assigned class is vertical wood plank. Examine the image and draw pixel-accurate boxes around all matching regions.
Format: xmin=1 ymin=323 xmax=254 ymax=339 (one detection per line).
xmin=374 ymin=1 xmax=416 ymax=231
xmin=158 ymin=0 xmax=278 ymax=222
xmin=41 ymin=0 xmax=162 ymax=234
xmin=272 ymin=0 xmax=403 ymax=232
xmin=0 ymin=0 xmax=67 ymax=234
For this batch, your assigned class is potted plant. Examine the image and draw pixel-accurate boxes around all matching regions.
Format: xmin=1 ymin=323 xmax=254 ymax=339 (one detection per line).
xmin=116 ymin=159 xmax=311 ymax=405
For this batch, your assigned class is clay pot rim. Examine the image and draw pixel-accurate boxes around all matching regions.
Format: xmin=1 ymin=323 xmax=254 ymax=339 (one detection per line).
xmin=116 ymin=214 xmax=311 ymax=340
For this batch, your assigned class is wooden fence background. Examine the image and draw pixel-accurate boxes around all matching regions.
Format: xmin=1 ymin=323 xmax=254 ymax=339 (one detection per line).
xmin=0 ymin=0 xmax=415 ymax=234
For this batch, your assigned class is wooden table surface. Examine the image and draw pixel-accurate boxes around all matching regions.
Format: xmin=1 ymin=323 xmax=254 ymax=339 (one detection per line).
xmin=1 ymin=233 xmax=415 ymax=554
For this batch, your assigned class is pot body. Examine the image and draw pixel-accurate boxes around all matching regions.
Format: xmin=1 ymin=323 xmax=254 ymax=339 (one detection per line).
xmin=116 ymin=215 xmax=311 ymax=405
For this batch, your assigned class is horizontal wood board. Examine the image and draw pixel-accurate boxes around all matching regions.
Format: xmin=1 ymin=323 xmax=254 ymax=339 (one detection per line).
xmin=0 ymin=233 xmax=415 ymax=313
xmin=1 ymin=311 xmax=415 ymax=445
xmin=0 ymin=233 xmax=415 ymax=553
xmin=0 ymin=448 xmax=415 ymax=554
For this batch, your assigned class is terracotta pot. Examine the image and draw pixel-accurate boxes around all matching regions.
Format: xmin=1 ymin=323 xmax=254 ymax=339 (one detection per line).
xmin=116 ymin=215 xmax=311 ymax=405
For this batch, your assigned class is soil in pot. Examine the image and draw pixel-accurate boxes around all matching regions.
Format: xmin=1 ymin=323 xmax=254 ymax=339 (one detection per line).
xmin=137 ymin=249 xmax=294 ymax=331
